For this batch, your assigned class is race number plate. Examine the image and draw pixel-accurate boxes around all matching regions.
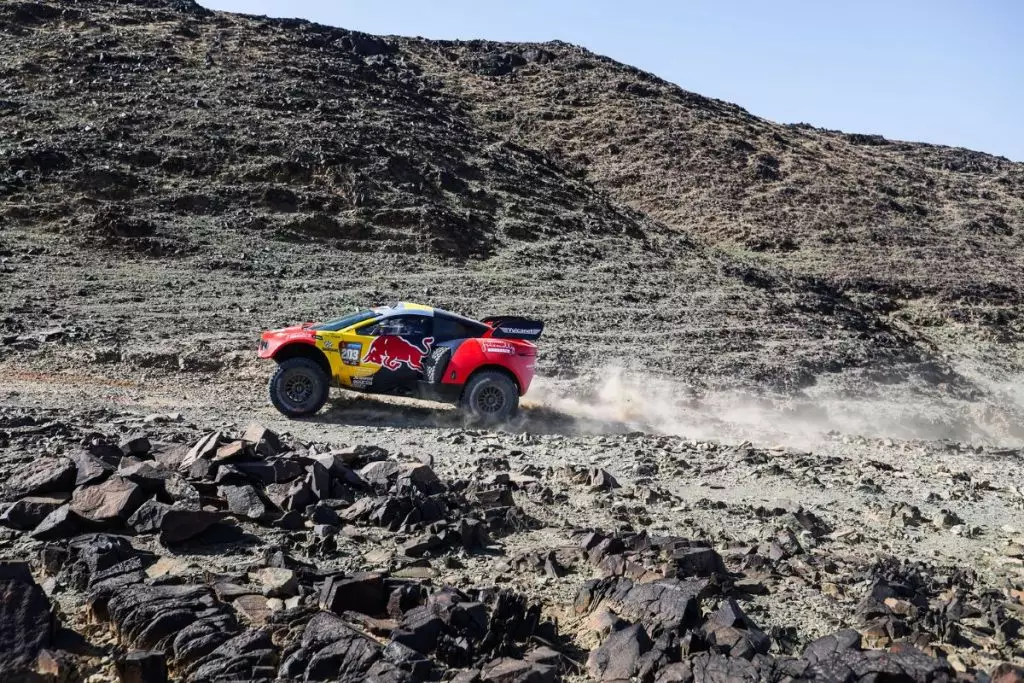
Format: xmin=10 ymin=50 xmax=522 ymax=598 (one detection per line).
xmin=342 ymin=342 xmax=362 ymax=366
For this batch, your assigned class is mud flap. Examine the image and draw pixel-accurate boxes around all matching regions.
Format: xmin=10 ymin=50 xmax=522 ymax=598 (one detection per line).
xmin=422 ymin=345 xmax=453 ymax=384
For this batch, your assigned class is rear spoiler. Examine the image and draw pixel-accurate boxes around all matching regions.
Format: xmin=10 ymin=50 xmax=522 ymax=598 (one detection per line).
xmin=481 ymin=316 xmax=544 ymax=341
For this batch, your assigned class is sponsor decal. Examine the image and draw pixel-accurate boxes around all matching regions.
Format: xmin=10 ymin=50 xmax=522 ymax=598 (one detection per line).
xmin=500 ymin=327 xmax=541 ymax=336
xmin=351 ymin=375 xmax=372 ymax=389
xmin=322 ymin=339 xmax=334 ymax=350
xmin=482 ymin=341 xmax=515 ymax=355
xmin=362 ymin=336 xmax=434 ymax=371
xmin=342 ymin=342 xmax=361 ymax=366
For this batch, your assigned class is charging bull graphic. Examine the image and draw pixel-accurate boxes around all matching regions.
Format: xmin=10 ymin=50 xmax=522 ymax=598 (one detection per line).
xmin=362 ymin=336 xmax=434 ymax=371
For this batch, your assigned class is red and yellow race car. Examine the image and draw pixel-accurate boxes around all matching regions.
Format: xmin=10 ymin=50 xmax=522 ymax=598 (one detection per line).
xmin=257 ymin=302 xmax=542 ymax=423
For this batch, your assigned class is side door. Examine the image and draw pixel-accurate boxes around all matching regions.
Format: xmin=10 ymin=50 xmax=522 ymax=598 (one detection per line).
xmin=345 ymin=313 xmax=434 ymax=393
xmin=331 ymin=323 xmax=379 ymax=391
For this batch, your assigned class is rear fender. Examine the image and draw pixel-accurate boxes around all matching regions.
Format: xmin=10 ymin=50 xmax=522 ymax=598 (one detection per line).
xmin=442 ymin=338 xmax=536 ymax=395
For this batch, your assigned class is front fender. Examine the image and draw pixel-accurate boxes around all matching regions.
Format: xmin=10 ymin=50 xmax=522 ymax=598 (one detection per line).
xmin=258 ymin=328 xmax=318 ymax=360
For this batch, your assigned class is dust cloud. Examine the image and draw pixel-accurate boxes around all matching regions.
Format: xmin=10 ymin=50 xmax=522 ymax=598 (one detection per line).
xmin=522 ymin=365 xmax=1024 ymax=449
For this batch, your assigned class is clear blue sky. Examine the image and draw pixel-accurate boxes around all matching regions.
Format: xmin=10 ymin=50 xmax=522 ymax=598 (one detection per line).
xmin=200 ymin=0 xmax=1024 ymax=161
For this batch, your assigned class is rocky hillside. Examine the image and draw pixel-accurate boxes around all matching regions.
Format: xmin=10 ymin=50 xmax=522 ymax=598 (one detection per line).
xmin=0 ymin=0 xmax=1017 ymax=411
xmin=403 ymin=38 xmax=1024 ymax=358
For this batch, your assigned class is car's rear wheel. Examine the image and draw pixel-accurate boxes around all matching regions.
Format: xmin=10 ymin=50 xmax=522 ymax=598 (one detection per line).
xmin=460 ymin=370 xmax=518 ymax=425
xmin=269 ymin=357 xmax=329 ymax=418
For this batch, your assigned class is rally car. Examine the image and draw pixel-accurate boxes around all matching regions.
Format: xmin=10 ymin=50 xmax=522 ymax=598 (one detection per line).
xmin=257 ymin=303 xmax=542 ymax=423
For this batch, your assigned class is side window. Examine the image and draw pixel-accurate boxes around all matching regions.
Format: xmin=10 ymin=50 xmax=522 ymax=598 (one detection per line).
xmin=434 ymin=315 xmax=485 ymax=342
xmin=358 ymin=315 xmax=430 ymax=338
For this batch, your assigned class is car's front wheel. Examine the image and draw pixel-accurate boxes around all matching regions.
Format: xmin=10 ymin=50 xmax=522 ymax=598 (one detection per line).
xmin=460 ymin=370 xmax=518 ymax=425
xmin=269 ymin=357 xmax=329 ymax=418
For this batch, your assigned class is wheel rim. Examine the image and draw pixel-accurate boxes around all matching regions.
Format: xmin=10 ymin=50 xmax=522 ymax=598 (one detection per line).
xmin=476 ymin=384 xmax=506 ymax=414
xmin=281 ymin=369 xmax=317 ymax=409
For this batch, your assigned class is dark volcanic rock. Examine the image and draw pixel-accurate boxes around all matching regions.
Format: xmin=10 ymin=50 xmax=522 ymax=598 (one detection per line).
xmin=120 ymin=433 xmax=152 ymax=457
xmin=179 ymin=432 xmax=220 ymax=472
xmin=127 ymin=499 xmax=222 ymax=543
xmin=105 ymin=582 xmax=240 ymax=669
xmin=402 ymin=464 xmax=445 ymax=495
xmin=588 ymin=467 xmax=621 ymax=490
xmin=480 ymin=656 xmax=555 ymax=683
xmin=805 ymin=645 xmax=957 ymax=682
xmin=7 ymin=458 xmax=76 ymax=498
xmin=701 ymin=598 xmax=771 ymax=658
xmin=71 ymin=448 xmax=116 ymax=486
xmin=221 ymin=484 xmax=275 ymax=521
xmin=70 ymin=477 xmax=147 ymax=524
xmin=690 ymin=651 xmax=759 ymax=683
xmin=0 ymin=562 xmax=54 ymax=675
xmin=576 ymin=577 xmax=709 ymax=633
xmin=185 ymin=629 xmax=277 ymax=682
xmin=586 ymin=623 xmax=652 ymax=680
xmin=118 ymin=461 xmax=172 ymax=495
xmin=671 ymin=546 xmax=726 ymax=578
xmin=241 ymin=422 xmax=283 ymax=457
xmin=30 ymin=504 xmax=83 ymax=540
xmin=0 ymin=494 xmax=67 ymax=530
xmin=116 ymin=650 xmax=168 ymax=683
xmin=391 ymin=605 xmax=444 ymax=655
xmin=319 ymin=572 xmax=386 ymax=616
xmin=360 ymin=460 xmax=403 ymax=491
xmin=282 ymin=612 xmax=395 ymax=681
xmin=802 ymin=628 xmax=862 ymax=663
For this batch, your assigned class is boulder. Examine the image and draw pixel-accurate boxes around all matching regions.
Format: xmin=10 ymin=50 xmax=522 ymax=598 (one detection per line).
xmin=803 ymin=629 xmax=862 ymax=663
xmin=233 ymin=595 xmax=271 ymax=626
xmin=127 ymin=499 xmax=222 ymax=543
xmin=70 ymin=477 xmax=147 ymax=524
xmin=575 ymin=577 xmax=708 ymax=633
xmin=671 ymin=546 xmax=726 ymax=578
xmin=118 ymin=461 xmax=171 ymax=494
xmin=402 ymin=464 xmax=444 ymax=495
xmin=119 ymin=434 xmax=152 ymax=457
xmin=587 ymin=623 xmax=652 ymax=680
xmin=0 ymin=563 xmax=54 ymax=675
xmin=214 ymin=440 xmax=251 ymax=462
xmin=30 ymin=504 xmax=82 ymax=540
xmin=256 ymin=567 xmax=297 ymax=598
xmin=701 ymin=598 xmax=771 ymax=658
xmin=70 ymin=449 xmax=115 ymax=486
xmin=178 ymin=431 xmax=221 ymax=471
xmin=241 ymin=422 xmax=283 ymax=456
xmin=391 ymin=606 xmax=444 ymax=654
xmin=0 ymin=495 xmax=68 ymax=530
xmin=360 ymin=460 xmax=402 ymax=490
xmin=235 ymin=459 xmax=305 ymax=485
xmin=319 ymin=572 xmax=386 ymax=616
xmin=220 ymin=484 xmax=275 ymax=521
xmin=588 ymin=468 xmax=621 ymax=490
xmin=8 ymin=458 xmax=76 ymax=498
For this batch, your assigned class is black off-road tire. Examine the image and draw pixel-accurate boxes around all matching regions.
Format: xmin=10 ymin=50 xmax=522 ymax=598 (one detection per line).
xmin=460 ymin=370 xmax=518 ymax=425
xmin=422 ymin=345 xmax=452 ymax=384
xmin=269 ymin=357 xmax=329 ymax=418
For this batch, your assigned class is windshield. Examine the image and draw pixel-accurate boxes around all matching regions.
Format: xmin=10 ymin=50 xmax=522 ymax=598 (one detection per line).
xmin=310 ymin=309 xmax=377 ymax=331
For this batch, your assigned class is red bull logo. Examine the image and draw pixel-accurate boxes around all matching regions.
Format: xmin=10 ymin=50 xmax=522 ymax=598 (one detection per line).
xmin=362 ymin=336 xmax=434 ymax=371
